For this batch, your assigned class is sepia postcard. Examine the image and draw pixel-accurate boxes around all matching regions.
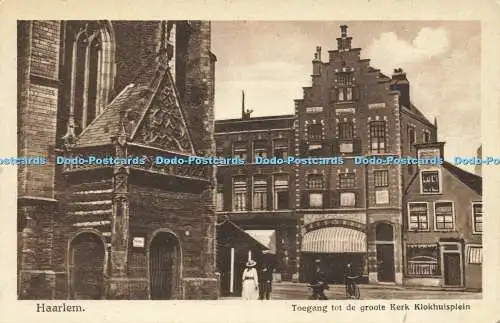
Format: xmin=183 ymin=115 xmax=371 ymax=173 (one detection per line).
xmin=0 ymin=0 xmax=499 ymax=322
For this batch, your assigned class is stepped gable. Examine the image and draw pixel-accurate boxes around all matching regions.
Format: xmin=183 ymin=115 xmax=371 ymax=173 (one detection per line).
xmin=76 ymin=54 xmax=195 ymax=155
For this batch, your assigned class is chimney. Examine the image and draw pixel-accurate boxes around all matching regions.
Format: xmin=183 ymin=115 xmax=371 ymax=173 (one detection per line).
xmin=390 ymin=68 xmax=410 ymax=108
xmin=434 ymin=117 xmax=438 ymax=141
xmin=241 ymin=90 xmax=245 ymax=119
xmin=312 ymin=46 xmax=321 ymax=75
xmin=337 ymin=25 xmax=352 ymax=51
xmin=475 ymin=145 xmax=482 ymax=176
xmin=340 ymin=25 xmax=348 ymax=37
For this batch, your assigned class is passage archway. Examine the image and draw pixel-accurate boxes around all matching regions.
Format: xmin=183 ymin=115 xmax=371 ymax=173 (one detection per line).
xmin=68 ymin=231 xmax=106 ymax=299
xmin=149 ymin=231 xmax=181 ymax=300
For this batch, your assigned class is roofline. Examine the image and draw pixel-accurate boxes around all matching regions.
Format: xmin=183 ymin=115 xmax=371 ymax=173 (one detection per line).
xmin=400 ymin=106 xmax=435 ymax=128
xmin=215 ymin=114 xmax=296 ymax=123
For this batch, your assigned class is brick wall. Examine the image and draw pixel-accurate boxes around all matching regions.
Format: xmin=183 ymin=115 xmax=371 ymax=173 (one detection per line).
xmin=129 ymin=184 xmax=215 ymax=279
xmin=113 ymin=21 xmax=163 ymax=95
xmin=18 ymin=21 xmax=60 ymax=199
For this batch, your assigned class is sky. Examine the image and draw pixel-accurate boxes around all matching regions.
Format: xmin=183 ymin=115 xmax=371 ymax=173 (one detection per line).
xmin=245 ymin=230 xmax=276 ymax=253
xmin=211 ymin=21 xmax=481 ymax=173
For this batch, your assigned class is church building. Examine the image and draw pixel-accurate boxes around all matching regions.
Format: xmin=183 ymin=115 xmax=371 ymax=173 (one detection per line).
xmin=17 ymin=20 xmax=219 ymax=300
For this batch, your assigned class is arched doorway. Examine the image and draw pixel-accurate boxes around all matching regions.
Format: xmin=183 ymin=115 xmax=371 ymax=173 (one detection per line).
xmin=68 ymin=231 xmax=106 ymax=299
xmin=149 ymin=231 xmax=181 ymax=300
xmin=375 ymin=223 xmax=395 ymax=282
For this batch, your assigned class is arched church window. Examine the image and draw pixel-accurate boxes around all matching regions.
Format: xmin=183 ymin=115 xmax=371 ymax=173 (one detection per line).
xmin=59 ymin=21 xmax=115 ymax=141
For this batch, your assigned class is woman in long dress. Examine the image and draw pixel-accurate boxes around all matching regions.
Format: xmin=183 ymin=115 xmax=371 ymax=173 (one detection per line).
xmin=241 ymin=259 xmax=259 ymax=300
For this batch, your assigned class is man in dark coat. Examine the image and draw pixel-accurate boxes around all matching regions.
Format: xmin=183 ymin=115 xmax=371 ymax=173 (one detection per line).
xmin=259 ymin=250 xmax=274 ymax=300
xmin=344 ymin=263 xmax=356 ymax=297
xmin=308 ymin=259 xmax=328 ymax=300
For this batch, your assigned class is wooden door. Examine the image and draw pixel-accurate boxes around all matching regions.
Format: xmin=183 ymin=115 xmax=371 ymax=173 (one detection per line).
xmin=149 ymin=233 xmax=180 ymax=300
xmin=69 ymin=233 xmax=105 ymax=299
xmin=376 ymin=244 xmax=395 ymax=282
xmin=443 ymin=253 xmax=461 ymax=286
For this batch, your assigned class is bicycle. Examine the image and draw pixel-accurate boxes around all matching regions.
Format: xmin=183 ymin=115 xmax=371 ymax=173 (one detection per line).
xmin=345 ymin=276 xmax=360 ymax=299
xmin=307 ymin=281 xmax=329 ymax=300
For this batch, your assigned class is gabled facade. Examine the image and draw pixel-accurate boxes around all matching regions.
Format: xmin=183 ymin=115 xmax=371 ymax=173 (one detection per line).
xmin=214 ymin=25 xmax=482 ymax=290
xmin=17 ymin=20 xmax=219 ymax=300
xmin=404 ymin=142 xmax=482 ymax=290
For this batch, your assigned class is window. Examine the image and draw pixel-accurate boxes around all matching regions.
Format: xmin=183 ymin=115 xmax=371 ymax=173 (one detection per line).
xmin=338 ymin=122 xmax=354 ymax=140
xmin=406 ymin=245 xmax=440 ymax=276
xmin=369 ymin=121 xmax=386 ymax=153
xmin=337 ymin=87 xmax=353 ymax=102
xmin=307 ymin=174 xmax=324 ymax=208
xmin=336 ymin=74 xmax=354 ymax=102
xmin=307 ymin=124 xmax=323 ymax=141
xmin=274 ymin=175 xmax=289 ymax=210
xmin=233 ymin=142 xmax=247 ymax=161
xmin=422 ymin=130 xmax=431 ymax=143
xmin=232 ymin=177 xmax=247 ymax=211
xmin=374 ymin=170 xmax=388 ymax=187
xmin=339 ymin=173 xmax=355 ymax=189
xmin=472 ymin=202 xmax=483 ymax=233
xmin=374 ymin=170 xmax=389 ymax=204
xmin=434 ymin=201 xmax=454 ymax=230
xmin=408 ymin=203 xmax=429 ymax=231
xmin=307 ymin=174 xmax=324 ymax=189
xmin=421 ymin=170 xmax=440 ymax=194
xmin=339 ymin=143 xmax=353 ymax=153
xmin=253 ymin=140 xmax=268 ymax=159
xmin=338 ymin=89 xmax=345 ymax=101
xmin=252 ymin=177 xmax=267 ymax=210
xmin=340 ymin=192 xmax=355 ymax=207
xmin=273 ymin=139 xmax=288 ymax=159
xmin=62 ymin=22 xmax=115 ymax=137
xmin=309 ymin=193 xmax=323 ymax=208
xmin=407 ymin=125 xmax=416 ymax=151
xmin=467 ymin=246 xmax=482 ymax=264
xmin=346 ymin=87 xmax=353 ymax=101
xmin=216 ymin=178 xmax=224 ymax=211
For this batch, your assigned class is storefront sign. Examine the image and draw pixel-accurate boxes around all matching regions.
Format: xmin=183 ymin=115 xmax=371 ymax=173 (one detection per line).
xmin=132 ymin=237 xmax=145 ymax=248
xmin=368 ymin=103 xmax=386 ymax=109
xmin=418 ymin=148 xmax=440 ymax=160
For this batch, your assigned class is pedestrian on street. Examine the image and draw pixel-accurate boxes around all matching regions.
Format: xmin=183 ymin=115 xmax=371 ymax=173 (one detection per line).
xmin=241 ymin=259 xmax=259 ymax=300
xmin=308 ymin=259 xmax=328 ymax=300
xmin=259 ymin=250 xmax=274 ymax=300
xmin=344 ymin=263 xmax=356 ymax=298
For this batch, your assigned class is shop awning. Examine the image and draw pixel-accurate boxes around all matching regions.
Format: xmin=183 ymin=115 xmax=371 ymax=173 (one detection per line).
xmin=301 ymin=227 xmax=366 ymax=253
xmin=467 ymin=246 xmax=482 ymax=264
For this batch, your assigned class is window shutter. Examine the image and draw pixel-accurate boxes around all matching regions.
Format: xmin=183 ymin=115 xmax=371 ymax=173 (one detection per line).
xmin=301 ymin=192 xmax=309 ymax=209
xmin=353 ymin=86 xmax=360 ymax=101
xmin=330 ymin=190 xmax=339 ymax=208
xmin=353 ymin=137 xmax=362 ymax=155
xmin=323 ymin=190 xmax=332 ymax=209
xmin=331 ymin=88 xmax=338 ymax=102
xmin=299 ymin=140 xmax=308 ymax=155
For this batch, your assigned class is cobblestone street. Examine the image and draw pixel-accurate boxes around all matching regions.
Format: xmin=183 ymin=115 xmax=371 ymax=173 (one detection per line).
xmin=222 ymin=282 xmax=482 ymax=300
